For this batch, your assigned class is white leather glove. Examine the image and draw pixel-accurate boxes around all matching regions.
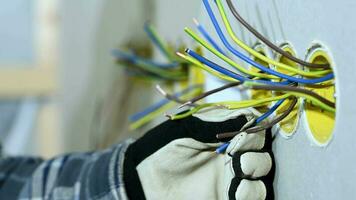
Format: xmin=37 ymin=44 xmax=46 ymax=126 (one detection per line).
xmin=124 ymin=108 xmax=274 ymax=200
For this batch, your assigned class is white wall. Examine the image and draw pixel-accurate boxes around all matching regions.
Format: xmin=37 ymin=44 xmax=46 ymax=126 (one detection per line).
xmin=59 ymin=0 xmax=154 ymax=152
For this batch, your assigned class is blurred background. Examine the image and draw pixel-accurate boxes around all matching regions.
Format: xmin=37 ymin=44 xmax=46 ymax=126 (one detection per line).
xmin=0 ymin=0 xmax=202 ymax=158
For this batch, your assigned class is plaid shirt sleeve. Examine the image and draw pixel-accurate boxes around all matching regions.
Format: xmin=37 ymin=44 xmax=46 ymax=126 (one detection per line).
xmin=0 ymin=139 xmax=134 ymax=200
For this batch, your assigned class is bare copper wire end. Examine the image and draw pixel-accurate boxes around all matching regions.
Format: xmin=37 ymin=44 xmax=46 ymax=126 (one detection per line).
xmin=165 ymin=113 xmax=173 ymax=120
xmin=179 ymin=101 xmax=193 ymax=109
xmin=156 ymin=85 xmax=168 ymax=96
xmin=155 ymin=84 xmax=188 ymax=105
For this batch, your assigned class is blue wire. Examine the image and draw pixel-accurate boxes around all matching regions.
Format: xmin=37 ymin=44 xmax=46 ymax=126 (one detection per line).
xmin=144 ymin=22 xmax=174 ymax=62
xmin=129 ymin=98 xmax=169 ymax=122
xmin=216 ymin=98 xmax=286 ymax=153
xmin=255 ymin=99 xmax=285 ymax=124
xmin=112 ymin=49 xmax=179 ymax=69
xmin=216 ymin=142 xmax=230 ymax=154
xmin=129 ymin=85 xmax=202 ymax=122
xmin=186 ymin=49 xmax=290 ymax=86
xmin=196 ymin=23 xmax=227 ymax=56
xmin=202 ymin=0 xmax=334 ymax=84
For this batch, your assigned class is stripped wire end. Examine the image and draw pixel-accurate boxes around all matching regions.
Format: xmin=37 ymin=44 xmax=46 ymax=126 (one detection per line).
xmin=176 ymin=52 xmax=184 ymax=56
xmin=215 ymin=104 xmax=229 ymax=109
xmin=193 ymin=18 xmax=200 ymax=26
xmin=155 ymin=84 xmax=168 ymax=97
xmin=165 ymin=113 xmax=173 ymax=120
xmin=178 ymin=101 xmax=193 ymax=109
xmin=176 ymin=52 xmax=186 ymax=59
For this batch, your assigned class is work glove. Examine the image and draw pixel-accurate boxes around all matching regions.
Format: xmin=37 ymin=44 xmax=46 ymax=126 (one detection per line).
xmin=123 ymin=108 xmax=275 ymax=200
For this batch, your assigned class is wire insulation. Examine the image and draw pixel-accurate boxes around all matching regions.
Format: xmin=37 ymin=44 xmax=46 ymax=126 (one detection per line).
xmin=244 ymin=82 xmax=335 ymax=108
xmin=194 ymin=18 xmax=227 ymax=56
xmin=201 ymin=0 xmax=334 ymax=83
xmin=217 ymin=97 xmax=298 ymax=139
xmin=255 ymin=99 xmax=285 ymax=124
xmin=186 ymin=48 xmax=290 ymax=85
xmin=212 ymin=0 xmax=332 ymax=77
xmin=144 ymin=22 xmax=176 ymax=62
xmin=225 ymin=0 xmax=329 ymax=69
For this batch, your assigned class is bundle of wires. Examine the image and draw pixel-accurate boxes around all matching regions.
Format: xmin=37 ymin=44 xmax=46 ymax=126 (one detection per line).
xmin=158 ymin=0 xmax=336 ymax=153
xmin=112 ymin=23 xmax=205 ymax=130
xmin=112 ymin=22 xmax=188 ymax=81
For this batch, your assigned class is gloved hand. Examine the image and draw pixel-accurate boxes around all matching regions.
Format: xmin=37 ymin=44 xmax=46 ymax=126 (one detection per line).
xmin=123 ymin=108 xmax=275 ymax=200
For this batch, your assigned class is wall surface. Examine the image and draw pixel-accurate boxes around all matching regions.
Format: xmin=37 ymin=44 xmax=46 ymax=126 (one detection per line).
xmin=55 ymin=0 xmax=205 ymax=153
xmin=198 ymin=0 xmax=356 ymax=199
xmin=59 ymin=0 xmax=155 ymax=151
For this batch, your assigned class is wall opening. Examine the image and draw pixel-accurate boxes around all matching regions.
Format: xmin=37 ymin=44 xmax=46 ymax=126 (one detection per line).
xmin=274 ymin=43 xmax=301 ymax=137
xmin=250 ymin=44 xmax=272 ymax=113
xmin=304 ymin=46 xmax=336 ymax=146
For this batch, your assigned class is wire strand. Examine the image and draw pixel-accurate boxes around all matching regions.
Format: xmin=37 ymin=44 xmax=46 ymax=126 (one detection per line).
xmin=200 ymin=0 xmax=334 ymax=83
xmin=244 ymin=82 xmax=335 ymax=108
xmin=144 ymin=22 xmax=176 ymax=62
xmin=216 ymin=97 xmax=298 ymax=139
xmin=210 ymin=0 xmax=332 ymax=77
xmin=255 ymin=98 xmax=286 ymax=124
xmin=194 ymin=18 xmax=227 ymax=56
xmin=185 ymin=48 xmax=290 ymax=85
xmin=181 ymin=82 xmax=242 ymax=107
xmin=225 ymin=0 xmax=329 ymax=69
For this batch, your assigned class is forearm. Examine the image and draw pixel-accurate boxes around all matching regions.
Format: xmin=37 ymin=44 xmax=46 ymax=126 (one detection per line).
xmin=0 ymin=139 xmax=133 ymax=200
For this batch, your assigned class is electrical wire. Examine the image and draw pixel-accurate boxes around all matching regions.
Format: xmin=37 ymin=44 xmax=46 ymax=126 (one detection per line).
xmin=155 ymin=85 xmax=197 ymax=105
xmin=185 ymin=49 xmax=246 ymax=82
xmin=185 ymin=27 xmax=334 ymax=84
xmin=185 ymin=48 xmax=291 ymax=85
xmin=184 ymin=28 xmax=278 ymax=80
xmin=181 ymin=82 xmax=242 ymax=107
xmin=112 ymin=49 xmax=186 ymax=80
xmin=176 ymin=52 xmax=237 ymax=82
xmin=194 ymin=18 xmax=227 ymax=56
xmin=169 ymin=94 xmax=291 ymax=120
xmin=200 ymin=0 xmax=334 ymax=83
xmin=215 ymin=97 xmax=286 ymax=153
xmin=112 ymin=49 xmax=179 ymax=69
xmin=216 ymin=142 xmax=230 ymax=154
xmin=225 ymin=94 xmax=291 ymax=109
xmin=184 ymin=27 xmax=334 ymax=84
xmin=243 ymin=83 xmax=334 ymax=112
xmin=211 ymin=0 xmax=332 ymax=77
xmin=176 ymin=51 xmax=334 ymax=113
xmin=123 ymin=64 xmax=159 ymax=78
xmin=144 ymin=22 xmax=176 ymax=62
xmin=255 ymin=98 xmax=285 ymax=124
xmin=129 ymin=85 xmax=203 ymax=122
xmin=225 ymin=0 xmax=329 ymax=69
xmin=129 ymin=86 xmax=203 ymax=130
xmin=216 ymin=97 xmax=298 ymax=139
xmin=243 ymin=82 xmax=335 ymax=108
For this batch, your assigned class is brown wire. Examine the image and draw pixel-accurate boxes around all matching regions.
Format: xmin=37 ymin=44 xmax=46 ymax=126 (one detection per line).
xmin=225 ymin=0 xmax=330 ymax=69
xmin=182 ymin=79 xmax=333 ymax=109
xmin=156 ymin=85 xmax=199 ymax=106
xmin=180 ymin=82 xmax=242 ymax=107
xmin=216 ymin=97 xmax=297 ymax=139
xmin=249 ymin=84 xmax=335 ymax=108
